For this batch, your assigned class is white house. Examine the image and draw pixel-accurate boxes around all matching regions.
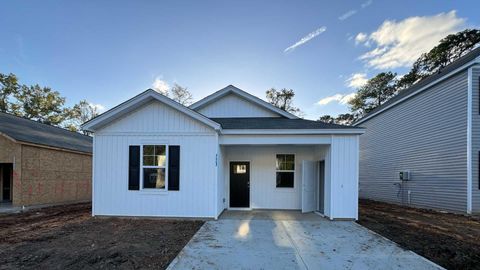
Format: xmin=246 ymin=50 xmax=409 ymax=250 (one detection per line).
xmin=82 ymin=85 xmax=364 ymax=220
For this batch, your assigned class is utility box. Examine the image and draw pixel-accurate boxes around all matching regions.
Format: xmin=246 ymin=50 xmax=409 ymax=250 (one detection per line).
xmin=399 ymin=171 xmax=411 ymax=181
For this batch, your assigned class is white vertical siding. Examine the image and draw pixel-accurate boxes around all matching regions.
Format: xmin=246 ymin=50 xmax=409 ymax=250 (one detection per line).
xmin=93 ymin=101 xmax=218 ymax=218
xmin=196 ymin=93 xmax=281 ymax=118
xmin=222 ymin=145 xmax=327 ymax=210
xmin=99 ymin=101 xmax=213 ymax=134
xmin=216 ymin=145 xmax=226 ymax=217
xmin=329 ymin=135 xmax=359 ymax=220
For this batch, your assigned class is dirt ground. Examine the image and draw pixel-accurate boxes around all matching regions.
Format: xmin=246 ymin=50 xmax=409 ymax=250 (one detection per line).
xmin=0 ymin=203 xmax=204 ymax=270
xmin=358 ymin=199 xmax=480 ymax=270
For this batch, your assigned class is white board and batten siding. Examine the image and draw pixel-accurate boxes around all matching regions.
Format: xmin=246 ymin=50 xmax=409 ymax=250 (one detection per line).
xmin=329 ymin=136 xmax=359 ymax=219
xmin=93 ymin=101 xmax=219 ymax=218
xmin=358 ymin=71 xmax=469 ymax=213
xmin=196 ymin=93 xmax=281 ymax=118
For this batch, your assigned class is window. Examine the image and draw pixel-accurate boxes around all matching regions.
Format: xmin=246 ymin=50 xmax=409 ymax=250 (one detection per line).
xmin=276 ymin=154 xmax=294 ymax=188
xmin=233 ymin=164 xmax=247 ymax=174
xmin=142 ymin=145 xmax=167 ymax=189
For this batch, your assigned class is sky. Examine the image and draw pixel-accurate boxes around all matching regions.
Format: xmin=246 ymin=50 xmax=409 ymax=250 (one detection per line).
xmin=1 ymin=0 xmax=479 ymax=120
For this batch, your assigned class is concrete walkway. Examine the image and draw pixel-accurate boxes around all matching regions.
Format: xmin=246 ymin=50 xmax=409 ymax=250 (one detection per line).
xmin=168 ymin=210 xmax=443 ymax=270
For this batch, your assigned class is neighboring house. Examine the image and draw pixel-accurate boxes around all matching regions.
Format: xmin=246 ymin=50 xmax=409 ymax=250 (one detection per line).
xmin=82 ymin=85 xmax=364 ymax=219
xmin=0 ymin=112 xmax=92 ymax=206
xmin=354 ymin=47 xmax=480 ymax=214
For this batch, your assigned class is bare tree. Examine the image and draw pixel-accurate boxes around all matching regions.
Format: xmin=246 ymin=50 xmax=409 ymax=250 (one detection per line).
xmin=170 ymin=83 xmax=193 ymax=106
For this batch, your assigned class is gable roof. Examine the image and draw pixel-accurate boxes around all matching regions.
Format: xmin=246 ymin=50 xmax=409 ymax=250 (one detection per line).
xmin=0 ymin=112 xmax=92 ymax=153
xmin=354 ymin=47 xmax=480 ymax=125
xmin=81 ymin=89 xmax=221 ymax=132
xmin=189 ymin=85 xmax=299 ymax=119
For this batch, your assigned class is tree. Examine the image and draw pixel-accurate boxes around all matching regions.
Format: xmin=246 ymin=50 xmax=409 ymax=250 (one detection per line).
xmin=0 ymin=73 xmax=19 ymax=113
xmin=397 ymin=29 xmax=480 ymax=89
xmin=14 ymin=84 xmax=71 ymax=125
xmin=318 ymin=115 xmax=335 ymax=124
xmin=266 ymin=88 xmax=302 ymax=116
xmin=335 ymin=113 xmax=355 ymax=125
xmin=348 ymin=72 xmax=397 ymax=117
xmin=66 ymin=100 xmax=101 ymax=133
xmin=318 ymin=113 xmax=355 ymax=125
xmin=170 ymin=83 xmax=193 ymax=106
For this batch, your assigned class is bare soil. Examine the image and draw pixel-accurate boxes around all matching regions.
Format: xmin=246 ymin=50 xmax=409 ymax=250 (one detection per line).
xmin=0 ymin=203 xmax=204 ymax=270
xmin=358 ymin=199 xmax=480 ymax=270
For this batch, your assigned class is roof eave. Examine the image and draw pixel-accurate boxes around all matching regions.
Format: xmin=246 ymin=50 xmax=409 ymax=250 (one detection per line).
xmin=220 ymin=129 xmax=365 ymax=135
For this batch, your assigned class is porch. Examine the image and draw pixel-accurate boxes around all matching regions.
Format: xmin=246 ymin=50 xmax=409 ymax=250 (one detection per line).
xmin=216 ymin=135 xmax=359 ymax=220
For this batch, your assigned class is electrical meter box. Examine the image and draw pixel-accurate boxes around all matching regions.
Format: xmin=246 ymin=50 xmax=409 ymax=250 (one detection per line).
xmin=399 ymin=171 xmax=411 ymax=181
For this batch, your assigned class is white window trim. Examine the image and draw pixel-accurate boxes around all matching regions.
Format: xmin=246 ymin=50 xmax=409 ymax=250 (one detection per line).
xmin=275 ymin=154 xmax=295 ymax=188
xmin=140 ymin=144 xmax=169 ymax=192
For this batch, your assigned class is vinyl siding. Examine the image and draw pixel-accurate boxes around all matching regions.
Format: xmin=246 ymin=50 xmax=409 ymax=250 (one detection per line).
xmin=196 ymin=93 xmax=281 ymax=118
xmin=93 ymin=101 xmax=218 ymax=217
xmin=358 ymin=70 xmax=469 ymax=213
xmin=472 ymin=67 xmax=480 ymax=213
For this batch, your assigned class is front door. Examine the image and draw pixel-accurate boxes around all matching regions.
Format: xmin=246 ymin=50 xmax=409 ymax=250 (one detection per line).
xmin=229 ymin=162 xmax=250 ymax=208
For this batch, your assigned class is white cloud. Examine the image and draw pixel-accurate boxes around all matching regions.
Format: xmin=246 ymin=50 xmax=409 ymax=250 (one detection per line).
xmin=339 ymin=10 xmax=357 ymax=21
xmin=355 ymin=32 xmax=368 ymax=45
xmin=346 ymin=73 xmax=368 ymax=88
xmin=317 ymin=93 xmax=356 ymax=106
xmin=89 ymin=103 xmax=105 ymax=112
xmin=361 ymin=0 xmax=373 ymax=8
xmin=284 ymin=26 xmax=327 ymax=53
xmin=359 ymin=11 xmax=465 ymax=69
xmin=152 ymin=77 xmax=170 ymax=94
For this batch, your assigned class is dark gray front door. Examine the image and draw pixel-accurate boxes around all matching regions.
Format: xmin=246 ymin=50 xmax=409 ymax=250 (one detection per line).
xmin=230 ymin=162 xmax=250 ymax=208
xmin=318 ymin=161 xmax=325 ymax=214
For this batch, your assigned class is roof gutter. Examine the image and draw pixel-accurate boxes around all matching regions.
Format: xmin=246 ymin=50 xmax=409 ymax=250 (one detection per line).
xmin=354 ymin=57 xmax=480 ymax=126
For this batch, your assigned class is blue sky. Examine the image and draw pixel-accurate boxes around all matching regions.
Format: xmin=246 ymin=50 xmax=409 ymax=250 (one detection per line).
xmin=1 ymin=0 xmax=479 ymax=119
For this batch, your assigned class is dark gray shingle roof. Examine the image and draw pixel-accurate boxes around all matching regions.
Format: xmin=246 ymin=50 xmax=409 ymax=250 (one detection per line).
xmin=210 ymin=117 xmax=361 ymax=129
xmin=358 ymin=47 xmax=480 ymax=122
xmin=0 ymin=112 xmax=92 ymax=153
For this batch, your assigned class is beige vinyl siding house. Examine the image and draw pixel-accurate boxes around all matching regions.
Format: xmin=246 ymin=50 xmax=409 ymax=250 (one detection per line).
xmin=354 ymin=48 xmax=480 ymax=214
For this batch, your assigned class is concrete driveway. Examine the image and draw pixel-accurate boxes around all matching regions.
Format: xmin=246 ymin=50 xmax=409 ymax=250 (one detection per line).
xmin=168 ymin=210 xmax=442 ymax=270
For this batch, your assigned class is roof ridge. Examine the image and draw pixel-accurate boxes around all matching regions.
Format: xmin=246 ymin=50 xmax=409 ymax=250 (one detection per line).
xmin=0 ymin=111 xmax=91 ymax=138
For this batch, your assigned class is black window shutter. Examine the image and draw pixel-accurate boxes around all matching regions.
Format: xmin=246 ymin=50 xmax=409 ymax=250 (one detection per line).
xmin=168 ymin=145 xmax=180 ymax=191
xmin=128 ymin=146 xmax=140 ymax=190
